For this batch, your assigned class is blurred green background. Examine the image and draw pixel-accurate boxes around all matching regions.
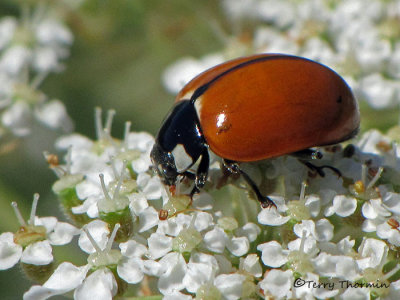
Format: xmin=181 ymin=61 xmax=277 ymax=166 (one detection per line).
xmin=0 ymin=1 xmax=224 ymax=298
xmin=0 ymin=0 xmax=398 ymax=299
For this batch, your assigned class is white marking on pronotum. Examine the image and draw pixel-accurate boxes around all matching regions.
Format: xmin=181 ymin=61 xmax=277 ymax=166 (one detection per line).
xmin=179 ymin=89 xmax=195 ymax=101
xmin=172 ymin=144 xmax=193 ymax=172
xmin=194 ymin=96 xmax=203 ymax=120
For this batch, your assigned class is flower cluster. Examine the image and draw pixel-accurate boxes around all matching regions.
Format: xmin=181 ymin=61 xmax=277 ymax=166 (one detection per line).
xmin=1 ymin=106 xmax=399 ymax=299
xmin=0 ymin=2 xmax=74 ymax=140
xmin=163 ymin=0 xmax=400 ymax=109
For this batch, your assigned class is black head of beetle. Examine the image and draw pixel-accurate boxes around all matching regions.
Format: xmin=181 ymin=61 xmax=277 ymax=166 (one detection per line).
xmin=150 ymin=100 xmax=210 ymax=194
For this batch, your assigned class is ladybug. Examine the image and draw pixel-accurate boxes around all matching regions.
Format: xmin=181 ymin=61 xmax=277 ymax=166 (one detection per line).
xmin=151 ymin=54 xmax=360 ymax=208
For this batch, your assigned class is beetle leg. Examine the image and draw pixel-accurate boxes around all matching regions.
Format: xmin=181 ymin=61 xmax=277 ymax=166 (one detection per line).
xmin=292 ymin=149 xmax=341 ymax=177
xmin=181 ymin=170 xmax=196 ymax=181
xmin=300 ymin=160 xmax=342 ymax=177
xmin=188 ymin=148 xmax=210 ymax=199
xmin=195 ymin=148 xmax=209 ymax=189
xmin=223 ymin=159 xmax=276 ymax=209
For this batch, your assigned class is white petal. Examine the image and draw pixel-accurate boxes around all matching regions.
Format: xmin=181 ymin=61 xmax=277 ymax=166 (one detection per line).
xmin=214 ymin=254 xmax=233 ymax=274
xmin=137 ymin=173 xmax=163 ymax=200
xmin=138 ymin=206 xmax=159 ymax=232
xmin=362 ymin=218 xmax=379 ymax=232
xmin=312 ymin=253 xmax=338 ymax=277
xmin=129 ymin=192 xmax=149 ymax=215
xmin=148 ymin=233 xmax=172 ymax=259
xmin=126 ymin=132 xmax=154 ymax=152
xmin=362 ymin=201 xmax=378 ymax=219
xmin=339 ymin=287 xmax=370 ymax=300
xmin=193 ymin=212 xmax=214 ymax=232
xmin=226 ymin=236 xmax=249 ymax=257
xmin=163 ymin=291 xmax=193 ymax=300
xmin=203 ymin=227 xmax=228 ymax=253
xmin=358 ymin=238 xmax=388 ymax=268
xmin=142 ymin=259 xmax=162 ymax=277
xmin=78 ymin=220 xmax=109 ymax=253
xmin=55 ymin=134 xmax=93 ymax=151
xmin=183 ymin=262 xmax=213 ymax=293
xmin=48 ymin=222 xmax=80 ymax=245
xmin=119 ymin=240 xmax=147 ymax=258
xmin=337 ymin=236 xmax=355 ymax=255
xmin=335 ymin=256 xmax=360 ymax=280
xmin=33 ymin=47 xmax=60 ymax=72
xmin=24 ymin=285 xmax=59 ymax=300
xmin=288 ymin=237 xmax=318 ymax=256
xmin=117 ymin=257 xmax=144 ymax=284
xmin=75 ymin=180 xmax=101 ymax=200
xmin=44 ymin=262 xmax=89 ymax=290
xmin=258 ymin=207 xmax=290 ymax=226
xmin=214 ymin=273 xmax=246 ymax=300
xmin=383 ymin=192 xmax=400 ymax=214
xmin=0 ymin=46 xmax=31 ymax=75
xmin=314 ymin=219 xmax=334 ymax=242
xmin=236 ymin=222 xmax=261 ymax=242
xmin=259 ymin=269 xmax=292 ymax=299
xmin=0 ymin=17 xmax=16 ymax=49
xmin=131 ymin=156 xmax=150 ymax=173
xmin=192 ymin=192 xmax=214 ymax=210
xmin=241 ymin=254 xmax=262 ymax=277
xmin=158 ymin=253 xmax=187 ymax=294
xmin=189 ymin=252 xmax=219 ymax=271
xmin=257 ymin=241 xmax=288 ymax=268
xmin=333 ymin=195 xmax=357 ymax=217
xmin=35 ymin=100 xmax=73 ymax=132
xmin=74 ymin=269 xmax=117 ymax=300
xmin=36 ymin=19 xmax=73 ymax=45
xmin=21 ymin=241 xmax=53 ymax=265
xmin=162 ymin=56 xmax=221 ymax=94
xmin=293 ymin=220 xmax=316 ymax=238
xmin=0 ymin=232 xmax=22 ymax=270
xmin=305 ymin=195 xmax=321 ymax=217
xmin=35 ymin=217 xmax=58 ymax=233
xmin=2 ymin=101 xmax=32 ymax=136
xmin=71 ymin=196 xmax=98 ymax=216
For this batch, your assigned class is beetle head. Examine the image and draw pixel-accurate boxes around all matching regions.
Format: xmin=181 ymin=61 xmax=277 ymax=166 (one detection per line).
xmin=150 ymin=142 xmax=178 ymax=187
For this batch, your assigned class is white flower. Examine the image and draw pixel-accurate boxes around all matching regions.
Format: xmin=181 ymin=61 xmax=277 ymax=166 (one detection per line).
xmin=162 ymin=54 xmax=224 ymax=94
xmin=203 ymin=226 xmax=228 ymax=253
xmin=157 ymin=252 xmax=187 ymax=295
xmin=0 ymin=232 xmax=23 ymax=270
xmin=74 ymin=268 xmax=117 ymax=300
xmin=24 ymin=262 xmax=90 ymax=300
xmin=325 ymin=195 xmax=357 ymax=217
xmin=0 ymin=17 xmax=16 ymax=50
xmin=257 ymin=196 xmax=290 ymax=225
xmin=148 ymin=232 xmax=173 ymax=259
xmin=260 ymin=269 xmax=293 ymax=299
xmin=35 ymin=99 xmax=73 ymax=132
xmin=0 ymin=45 xmax=31 ymax=75
xmin=1 ymin=101 xmax=32 ymax=136
xmin=258 ymin=241 xmax=288 ymax=268
xmin=0 ymin=197 xmax=79 ymax=270
xmin=313 ymin=252 xmax=360 ymax=281
xmin=359 ymin=73 xmax=397 ymax=109
xmin=240 ymin=254 xmax=262 ymax=277
xmin=214 ymin=273 xmax=246 ymax=300
xmin=35 ymin=19 xmax=73 ymax=46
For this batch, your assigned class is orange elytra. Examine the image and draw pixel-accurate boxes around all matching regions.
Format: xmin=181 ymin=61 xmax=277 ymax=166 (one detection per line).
xmin=151 ymin=53 xmax=360 ymax=207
